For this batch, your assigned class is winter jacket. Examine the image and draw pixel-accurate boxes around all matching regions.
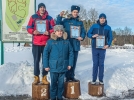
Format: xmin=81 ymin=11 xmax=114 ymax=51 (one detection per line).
xmin=87 ymin=20 xmax=113 ymax=48
xmin=56 ymin=15 xmax=86 ymax=51
xmin=27 ymin=11 xmax=55 ymax=45
xmin=43 ymin=32 xmax=74 ymax=72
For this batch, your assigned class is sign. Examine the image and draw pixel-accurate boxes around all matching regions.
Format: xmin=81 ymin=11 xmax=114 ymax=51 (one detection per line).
xmin=2 ymin=0 xmax=35 ymax=42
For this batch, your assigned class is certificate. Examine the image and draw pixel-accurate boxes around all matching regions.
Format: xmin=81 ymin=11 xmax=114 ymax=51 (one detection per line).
xmin=36 ymin=20 xmax=46 ymax=34
xmin=70 ymin=26 xmax=80 ymax=38
xmin=96 ymin=36 xmax=105 ymax=48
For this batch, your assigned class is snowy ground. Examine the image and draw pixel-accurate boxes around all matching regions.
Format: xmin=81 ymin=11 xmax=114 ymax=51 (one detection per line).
xmin=0 ymin=46 xmax=134 ymax=99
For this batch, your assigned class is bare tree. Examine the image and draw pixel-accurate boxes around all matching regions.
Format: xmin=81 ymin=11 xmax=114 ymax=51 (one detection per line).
xmin=87 ymin=8 xmax=98 ymax=24
xmin=115 ymin=28 xmax=124 ymax=45
xmin=123 ymin=27 xmax=132 ymax=35
xmin=115 ymin=27 xmax=133 ymax=45
xmin=123 ymin=27 xmax=132 ymax=44
xmin=78 ymin=5 xmax=87 ymax=20
xmin=124 ymin=27 xmax=133 ymax=44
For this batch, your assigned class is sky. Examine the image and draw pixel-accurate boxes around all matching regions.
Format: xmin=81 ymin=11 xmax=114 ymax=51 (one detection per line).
xmin=36 ymin=0 xmax=134 ymax=32
xmin=0 ymin=0 xmax=134 ymax=31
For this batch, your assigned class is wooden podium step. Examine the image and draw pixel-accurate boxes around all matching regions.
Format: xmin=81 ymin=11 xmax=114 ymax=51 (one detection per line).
xmin=64 ymin=81 xmax=81 ymax=99
xmin=88 ymin=82 xmax=104 ymax=97
xmin=32 ymin=82 xmax=50 ymax=100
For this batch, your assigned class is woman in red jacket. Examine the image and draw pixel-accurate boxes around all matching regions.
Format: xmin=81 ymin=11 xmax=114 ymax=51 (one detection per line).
xmin=27 ymin=3 xmax=55 ymax=85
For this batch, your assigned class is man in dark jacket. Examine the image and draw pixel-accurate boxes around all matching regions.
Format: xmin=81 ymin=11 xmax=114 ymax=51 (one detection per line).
xmin=87 ymin=13 xmax=113 ymax=85
xmin=27 ymin=3 xmax=55 ymax=85
xmin=43 ymin=25 xmax=74 ymax=100
xmin=56 ymin=5 xmax=86 ymax=82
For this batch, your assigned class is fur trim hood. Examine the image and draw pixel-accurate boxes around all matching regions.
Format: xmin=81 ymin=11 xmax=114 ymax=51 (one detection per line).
xmin=50 ymin=32 xmax=68 ymax=40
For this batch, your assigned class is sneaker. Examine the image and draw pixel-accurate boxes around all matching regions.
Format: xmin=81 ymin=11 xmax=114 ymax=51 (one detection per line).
xmin=91 ymin=80 xmax=96 ymax=85
xmin=99 ymin=80 xmax=104 ymax=85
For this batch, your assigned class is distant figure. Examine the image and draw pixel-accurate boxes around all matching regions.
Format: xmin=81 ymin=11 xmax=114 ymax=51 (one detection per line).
xmin=24 ymin=43 xmax=31 ymax=47
xmin=17 ymin=43 xmax=20 ymax=47
xmin=87 ymin=13 xmax=113 ymax=85
xmin=27 ymin=3 xmax=55 ymax=85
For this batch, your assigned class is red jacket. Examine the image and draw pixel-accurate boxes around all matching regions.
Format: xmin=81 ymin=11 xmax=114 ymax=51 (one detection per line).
xmin=27 ymin=11 xmax=55 ymax=45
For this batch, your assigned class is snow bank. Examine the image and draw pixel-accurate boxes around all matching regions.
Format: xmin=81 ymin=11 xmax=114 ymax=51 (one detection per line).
xmin=0 ymin=47 xmax=134 ymax=99
xmin=0 ymin=61 xmax=34 ymax=96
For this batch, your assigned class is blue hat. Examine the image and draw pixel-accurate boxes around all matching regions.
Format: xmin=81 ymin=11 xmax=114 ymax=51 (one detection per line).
xmin=38 ymin=3 xmax=46 ymax=10
xmin=99 ymin=13 xmax=106 ymax=19
xmin=71 ymin=5 xmax=80 ymax=12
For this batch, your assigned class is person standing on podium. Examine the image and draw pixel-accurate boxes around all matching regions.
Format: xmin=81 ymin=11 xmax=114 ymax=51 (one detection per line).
xmin=27 ymin=3 xmax=55 ymax=85
xmin=87 ymin=13 xmax=113 ymax=85
xmin=56 ymin=5 xmax=86 ymax=82
xmin=43 ymin=25 xmax=74 ymax=100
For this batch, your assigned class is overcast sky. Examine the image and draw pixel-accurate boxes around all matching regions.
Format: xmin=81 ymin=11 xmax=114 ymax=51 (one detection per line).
xmin=36 ymin=0 xmax=134 ymax=32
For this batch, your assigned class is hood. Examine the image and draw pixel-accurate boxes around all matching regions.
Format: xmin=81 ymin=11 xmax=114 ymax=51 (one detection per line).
xmin=51 ymin=32 xmax=68 ymax=40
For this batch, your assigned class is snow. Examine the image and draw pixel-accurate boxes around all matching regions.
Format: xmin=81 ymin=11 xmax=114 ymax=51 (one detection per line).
xmin=0 ymin=61 xmax=33 ymax=96
xmin=0 ymin=46 xmax=134 ymax=99
xmin=4 ymin=47 xmax=33 ymax=64
xmin=124 ymin=44 xmax=134 ymax=47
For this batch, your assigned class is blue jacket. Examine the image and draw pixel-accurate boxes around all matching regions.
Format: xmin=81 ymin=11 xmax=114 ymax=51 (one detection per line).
xmin=56 ymin=15 xmax=86 ymax=51
xmin=43 ymin=32 xmax=74 ymax=73
xmin=87 ymin=20 xmax=113 ymax=48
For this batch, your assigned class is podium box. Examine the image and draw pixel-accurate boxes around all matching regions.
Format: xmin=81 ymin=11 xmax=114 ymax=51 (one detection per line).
xmin=64 ymin=81 xmax=81 ymax=99
xmin=32 ymin=82 xmax=50 ymax=100
xmin=88 ymin=82 xmax=104 ymax=97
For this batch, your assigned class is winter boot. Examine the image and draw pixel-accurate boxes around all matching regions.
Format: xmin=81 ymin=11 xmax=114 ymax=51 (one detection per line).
xmin=33 ymin=76 xmax=40 ymax=85
xmin=42 ymin=75 xmax=49 ymax=84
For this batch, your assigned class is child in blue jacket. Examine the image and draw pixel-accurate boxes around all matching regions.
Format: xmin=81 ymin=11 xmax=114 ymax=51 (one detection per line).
xmin=43 ymin=25 xmax=74 ymax=100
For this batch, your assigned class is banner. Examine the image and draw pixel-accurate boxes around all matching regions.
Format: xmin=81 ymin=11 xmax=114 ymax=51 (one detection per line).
xmin=2 ymin=0 xmax=35 ymax=42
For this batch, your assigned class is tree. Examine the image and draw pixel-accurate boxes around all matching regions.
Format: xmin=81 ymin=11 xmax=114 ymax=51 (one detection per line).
xmin=114 ymin=27 xmax=133 ymax=45
xmin=83 ymin=20 xmax=87 ymax=31
xmin=112 ymin=31 xmax=116 ymax=38
xmin=78 ymin=5 xmax=87 ymax=20
xmin=86 ymin=19 xmax=92 ymax=31
xmin=87 ymin=8 xmax=98 ymax=24
xmin=122 ymin=27 xmax=132 ymax=44
xmin=86 ymin=8 xmax=98 ymax=46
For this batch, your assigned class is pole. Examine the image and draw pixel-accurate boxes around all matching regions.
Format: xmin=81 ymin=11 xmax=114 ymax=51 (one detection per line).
xmin=0 ymin=0 xmax=4 ymax=65
xmin=35 ymin=0 xmax=36 ymax=13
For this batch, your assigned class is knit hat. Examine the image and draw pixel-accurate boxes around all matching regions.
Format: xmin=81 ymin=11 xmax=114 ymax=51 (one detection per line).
xmin=99 ymin=13 xmax=106 ymax=19
xmin=54 ymin=25 xmax=64 ymax=32
xmin=38 ymin=3 xmax=46 ymax=10
xmin=71 ymin=5 xmax=80 ymax=12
